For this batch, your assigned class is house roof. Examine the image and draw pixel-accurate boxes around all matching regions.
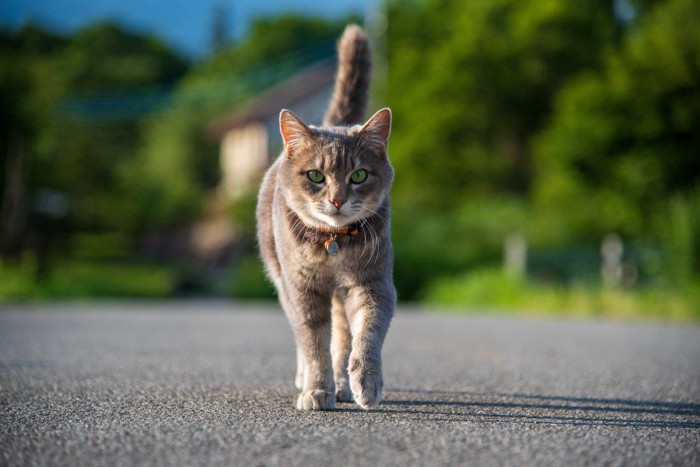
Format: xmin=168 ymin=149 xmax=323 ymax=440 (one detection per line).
xmin=207 ymin=60 xmax=336 ymax=140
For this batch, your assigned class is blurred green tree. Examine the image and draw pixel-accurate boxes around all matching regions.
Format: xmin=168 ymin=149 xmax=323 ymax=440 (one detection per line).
xmin=0 ymin=23 xmax=188 ymax=267
xmin=386 ymin=0 xmax=619 ymax=208
xmin=1 ymin=26 xmax=71 ymax=264
xmin=385 ymin=0 xmax=620 ymax=298
xmin=533 ymin=0 xmax=700 ymax=241
xmin=386 ymin=0 xmax=699 ymax=299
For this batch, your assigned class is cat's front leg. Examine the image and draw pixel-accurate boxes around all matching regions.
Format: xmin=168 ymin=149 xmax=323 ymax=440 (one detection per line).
xmin=331 ymin=292 xmax=353 ymax=402
xmin=294 ymin=345 xmax=306 ymax=390
xmin=345 ymin=285 xmax=395 ymax=409
xmin=295 ymin=320 xmax=335 ymax=410
xmin=289 ymin=294 xmax=336 ymax=410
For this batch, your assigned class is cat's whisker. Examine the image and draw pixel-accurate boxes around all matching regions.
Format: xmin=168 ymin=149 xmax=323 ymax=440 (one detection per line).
xmin=372 ymin=227 xmax=381 ymax=266
xmin=286 ymin=210 xmax=312 ymax=245
xmin=360 ymin=221 xmax=377 ymax=267
xmin=362 ymin=206 xmax=391 ymax=233
xmin=365 ymin=228 xmax=376 ymax=268
xmin=360 ymin=227 xmax=371 ymax=266
xmin=360 ymin=223 xmax=372 ymax=264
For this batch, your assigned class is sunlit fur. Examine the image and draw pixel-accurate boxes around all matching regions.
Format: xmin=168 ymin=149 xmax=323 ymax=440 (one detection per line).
xmin=256 ymin=26 xmax=396 ymax=411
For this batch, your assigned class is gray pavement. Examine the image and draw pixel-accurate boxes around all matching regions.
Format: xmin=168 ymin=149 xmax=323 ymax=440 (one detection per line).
xmin=1 ymin=302 xmax=699 ymax=466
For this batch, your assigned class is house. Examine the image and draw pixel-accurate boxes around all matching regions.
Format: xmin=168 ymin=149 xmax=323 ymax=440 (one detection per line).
xmin=208 ymin=61 xmax=336 ymax=198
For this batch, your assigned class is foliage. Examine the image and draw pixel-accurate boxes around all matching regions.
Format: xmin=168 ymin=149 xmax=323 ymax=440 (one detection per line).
xmin=384 ymin=0 xmax=700 ymax=315
xmin=227 ymin=254 xmax=276 ymax=300
xmin=649 ymin=190 xmax=700 ymax=289
xmin=192 ymin=15 xmax=352 ymax=80
xmin=533 ymin=0 xmax=700 ymax=241
xmin=386 ymin=0 xmax=621 ymax=299
xmin=1 ymin=22 xmax=189 ymax=264
xmin=392 ymin=197 xmax=527 ymax=300
xmin=0 ymin=257 xmax=175 ymax=300
xmin=386 ymin=0 xmax=618 ymax=207
xmin=61 ymin=22 xmax=186 ymax=93
xmin=425 ymin=268 xmax=700 ymax=322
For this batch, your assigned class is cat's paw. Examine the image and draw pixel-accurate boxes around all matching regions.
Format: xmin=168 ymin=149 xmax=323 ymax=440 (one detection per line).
xmin=335 ymin=381 xmax=354 ymax=403
xmin=296 ymin=390 xmax=336 ymax=411
xmin=349 ymin=359 xmax=383 ymax=409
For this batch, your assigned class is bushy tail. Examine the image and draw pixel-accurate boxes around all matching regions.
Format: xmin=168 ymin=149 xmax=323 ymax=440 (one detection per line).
xmin=323 ymin=25 xmax=372 ymax=126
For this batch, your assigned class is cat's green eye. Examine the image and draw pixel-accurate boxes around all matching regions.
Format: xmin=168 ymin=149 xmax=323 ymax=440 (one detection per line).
xmin=351 ymin=169 xmax=368 ymax=184
xmin=307 ymin=170 xmax=325 ymax=183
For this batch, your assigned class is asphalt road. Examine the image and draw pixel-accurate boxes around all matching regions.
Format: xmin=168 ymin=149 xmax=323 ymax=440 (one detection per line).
xmin=1 ymin=302 xmax=699 ymax=466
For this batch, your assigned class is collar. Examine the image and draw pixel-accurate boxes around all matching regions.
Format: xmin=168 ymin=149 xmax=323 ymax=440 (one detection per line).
xmin=315 ymin=224 xmax=360 ymax=237
xmin=286 ymin=211 xmax=363 ymax=256
xmin=317 ymin=223 xmax=360 ymax=256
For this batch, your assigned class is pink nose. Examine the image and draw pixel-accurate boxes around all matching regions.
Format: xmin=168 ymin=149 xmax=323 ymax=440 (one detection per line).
xmin=331 ymin=199 xmax=345 ymax=210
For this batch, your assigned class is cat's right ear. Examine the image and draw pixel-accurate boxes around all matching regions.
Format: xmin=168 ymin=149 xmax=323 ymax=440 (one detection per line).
xmin=280 ymin=109 xmax=313 ymax=158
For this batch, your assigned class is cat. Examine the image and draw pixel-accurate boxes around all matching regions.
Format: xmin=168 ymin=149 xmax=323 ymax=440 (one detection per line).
xmin=256 ymin=25 xmax=395 ymax=411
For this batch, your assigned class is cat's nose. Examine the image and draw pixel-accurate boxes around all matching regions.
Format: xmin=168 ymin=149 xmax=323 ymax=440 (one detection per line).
xmin=330 ymin=199 xmax=345 ymax=210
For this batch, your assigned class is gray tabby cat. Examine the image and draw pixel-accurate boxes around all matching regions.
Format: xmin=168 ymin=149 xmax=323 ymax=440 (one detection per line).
xmin=256 ymin=25 xmax=395 ymax=411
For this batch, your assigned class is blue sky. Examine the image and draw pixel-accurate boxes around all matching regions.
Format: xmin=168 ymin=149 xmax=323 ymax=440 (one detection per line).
xmin=1 ymin=0 xmax=374 ymax=58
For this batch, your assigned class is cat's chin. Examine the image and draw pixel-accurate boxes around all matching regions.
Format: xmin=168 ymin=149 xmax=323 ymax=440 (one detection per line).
xmin=312 ymin=212 xmax=360 ymax=230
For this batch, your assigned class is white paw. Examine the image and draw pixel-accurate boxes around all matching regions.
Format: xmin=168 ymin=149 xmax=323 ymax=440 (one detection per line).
xmin=349 ymin=360 xmax=383 ymax=409
xmin=296 ymin=390 xmax=336 ymax=411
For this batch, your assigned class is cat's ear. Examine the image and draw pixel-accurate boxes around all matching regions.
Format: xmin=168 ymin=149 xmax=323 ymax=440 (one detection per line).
xmin=359 ymin=108 xmax=392 ymax=153
xmin=280 ymin=109 xmax=313 ymax=158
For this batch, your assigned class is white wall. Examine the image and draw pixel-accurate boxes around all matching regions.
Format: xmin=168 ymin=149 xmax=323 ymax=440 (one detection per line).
xmin=220 ymin=122 xmax=268 ymax=198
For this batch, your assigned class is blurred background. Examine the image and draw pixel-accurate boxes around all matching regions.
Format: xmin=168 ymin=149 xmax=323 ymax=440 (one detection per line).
xmin=1 ymin=0 xmax=698 ymax=321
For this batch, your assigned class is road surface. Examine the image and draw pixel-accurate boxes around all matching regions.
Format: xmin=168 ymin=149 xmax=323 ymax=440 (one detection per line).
xmin=1 ymin=302 xmax=699 ymax=466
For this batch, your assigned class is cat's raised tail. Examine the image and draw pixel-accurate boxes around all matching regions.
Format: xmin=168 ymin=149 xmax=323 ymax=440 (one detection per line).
xmin=322 ymin=25 xmax=372 ymax=127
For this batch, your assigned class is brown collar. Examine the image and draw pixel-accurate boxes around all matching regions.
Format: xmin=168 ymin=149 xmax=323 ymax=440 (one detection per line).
xmin=317 ymin=223 xmax=360 ymax=256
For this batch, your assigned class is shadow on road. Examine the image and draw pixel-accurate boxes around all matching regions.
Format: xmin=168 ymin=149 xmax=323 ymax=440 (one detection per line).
xmin=377 ymin=390 xmax=700 ymax=429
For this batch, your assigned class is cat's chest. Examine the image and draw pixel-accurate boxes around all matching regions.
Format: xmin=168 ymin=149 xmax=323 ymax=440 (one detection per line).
xmin=293 ymin=238 xmax=357 ymax=267
xmin=284 ymin=235 xmax=367 ymax=280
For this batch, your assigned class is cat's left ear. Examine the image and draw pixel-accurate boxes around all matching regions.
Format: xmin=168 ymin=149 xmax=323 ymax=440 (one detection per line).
xmin=359 ymin=108 xmax=392 ymax=153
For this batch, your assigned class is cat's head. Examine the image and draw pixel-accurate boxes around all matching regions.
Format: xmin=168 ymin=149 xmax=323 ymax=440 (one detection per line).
xmin=278 ymin=108 xmax=393 ymax=229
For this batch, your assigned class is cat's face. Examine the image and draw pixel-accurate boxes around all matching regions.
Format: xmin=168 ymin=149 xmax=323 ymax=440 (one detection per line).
xmin=279 ymin=109 xmax=393 ymax=229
